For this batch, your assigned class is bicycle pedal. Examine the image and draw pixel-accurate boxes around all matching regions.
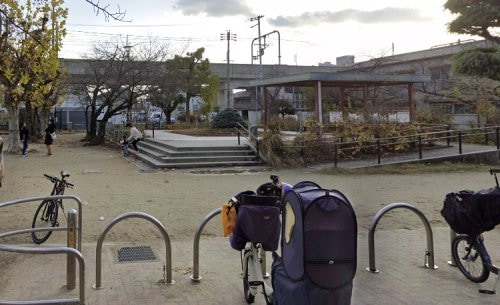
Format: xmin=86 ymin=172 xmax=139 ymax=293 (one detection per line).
xmin=249 ymin=281 xmax=262 ymax=286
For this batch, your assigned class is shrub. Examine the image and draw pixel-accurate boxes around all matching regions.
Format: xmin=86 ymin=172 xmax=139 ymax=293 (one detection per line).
xmin=211 ymin=108 xmax=246 ymax=129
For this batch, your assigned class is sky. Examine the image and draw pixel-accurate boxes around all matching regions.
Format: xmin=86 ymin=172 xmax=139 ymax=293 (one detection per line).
xmin=60 ymin=0 xmax=476 ymax=66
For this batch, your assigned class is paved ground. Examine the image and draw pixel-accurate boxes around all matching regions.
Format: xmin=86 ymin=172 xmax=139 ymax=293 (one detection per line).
xmin=2 ymin=131 xmax=500 ymax=304
xmin=1 ymin=227 xmax=499 ymax=305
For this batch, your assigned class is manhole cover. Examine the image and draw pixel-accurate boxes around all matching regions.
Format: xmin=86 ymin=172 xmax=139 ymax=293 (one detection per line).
xmin=117 ymin=246 xmax=157 ymax=263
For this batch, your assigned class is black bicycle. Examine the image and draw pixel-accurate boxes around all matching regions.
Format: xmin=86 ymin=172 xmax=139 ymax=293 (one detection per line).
xmin=451 ymin=168 xmax=500 ymax=294
xmin=31 ymin=171 xmax=74 ymax=244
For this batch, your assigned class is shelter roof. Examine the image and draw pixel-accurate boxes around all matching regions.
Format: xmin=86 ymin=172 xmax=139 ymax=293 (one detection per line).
xmin=247 ymin=72 xmax=430 ymax=88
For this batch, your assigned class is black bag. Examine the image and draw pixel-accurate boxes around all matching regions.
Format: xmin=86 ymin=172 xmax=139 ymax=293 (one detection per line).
xmin=441 ymin=188 xmax=500 ymax=234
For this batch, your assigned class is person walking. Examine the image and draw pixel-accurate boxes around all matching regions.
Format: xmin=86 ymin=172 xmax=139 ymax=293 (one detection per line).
xmin=19 ymin=122 xmax=29 ymax=158
xmin=126 ymin=122 xmax=143 ymax=151
xmin=45 ymin=118 xmax=56 ymax=156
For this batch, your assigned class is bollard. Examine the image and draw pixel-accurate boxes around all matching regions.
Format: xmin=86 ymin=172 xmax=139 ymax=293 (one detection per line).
xmin=448 ymin=229 xmax=457 ymax=266
xmin=67 ymin=209 xmax=77 ymax=290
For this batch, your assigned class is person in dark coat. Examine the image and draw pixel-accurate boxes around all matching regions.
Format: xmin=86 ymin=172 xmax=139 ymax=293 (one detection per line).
xmin=44 ymin=119 xmax=56 ymax=156
xmin=19 ymin=122 xmax=29 ymax=158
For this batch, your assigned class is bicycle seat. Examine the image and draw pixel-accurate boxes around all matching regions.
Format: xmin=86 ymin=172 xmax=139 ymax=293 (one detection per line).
xmin=60 ymin=170 xmax=70 ymax=178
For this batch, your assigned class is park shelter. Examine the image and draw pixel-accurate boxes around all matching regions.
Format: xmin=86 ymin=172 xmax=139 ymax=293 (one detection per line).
xmin=248 ymin=72 xmax=430 ymax=127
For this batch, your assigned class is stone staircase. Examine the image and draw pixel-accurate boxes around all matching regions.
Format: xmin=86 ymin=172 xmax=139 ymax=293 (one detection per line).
xmin=128 ymin=138 xmax=261 ymax=169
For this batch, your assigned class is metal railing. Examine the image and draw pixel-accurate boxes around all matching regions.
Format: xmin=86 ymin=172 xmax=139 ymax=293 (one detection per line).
xmin=286 ymin=126 xmax=500 ymax=167
xmin=366 ymin=203 xmax=438 ymax=273
xmin=93 ymin=211 xmax=174 ymax=289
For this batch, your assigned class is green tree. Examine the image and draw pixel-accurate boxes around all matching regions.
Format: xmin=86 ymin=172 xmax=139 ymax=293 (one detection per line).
xmin=445 ymin=0 xmax=500 ymax=81
xmin=0 ymin=0 xmax=67 ymax=152
xmin=173 ymin=48 xmax=219 ymax=124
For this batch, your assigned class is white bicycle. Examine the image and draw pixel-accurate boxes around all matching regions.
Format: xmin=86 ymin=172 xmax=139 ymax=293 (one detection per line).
xmin=241 ymin=241 xmax=273 ymax=304
xmin=236 ymin=175 xmax=291 ymax=304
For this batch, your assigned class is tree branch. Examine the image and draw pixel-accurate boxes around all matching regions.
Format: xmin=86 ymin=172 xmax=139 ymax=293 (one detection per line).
xmin=84 ymin=0 xmax=130 ymax=22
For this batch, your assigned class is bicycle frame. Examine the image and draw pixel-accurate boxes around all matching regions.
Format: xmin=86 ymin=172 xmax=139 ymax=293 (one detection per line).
xmin=242 ymin=241 xmax=273 ymax=302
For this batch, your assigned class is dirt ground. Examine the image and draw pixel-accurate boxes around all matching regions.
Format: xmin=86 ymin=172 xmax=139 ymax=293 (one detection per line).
xmin=0 ymin=132 xmax=497 ymax=262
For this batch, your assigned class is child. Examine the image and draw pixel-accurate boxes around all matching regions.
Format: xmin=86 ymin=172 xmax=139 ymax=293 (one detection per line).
xmin=121 ymin=134 xmax=129 ymax=157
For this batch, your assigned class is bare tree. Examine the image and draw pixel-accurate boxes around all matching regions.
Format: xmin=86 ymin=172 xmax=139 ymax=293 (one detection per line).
xmin=72 ymin=39 xmax=170 ymax=144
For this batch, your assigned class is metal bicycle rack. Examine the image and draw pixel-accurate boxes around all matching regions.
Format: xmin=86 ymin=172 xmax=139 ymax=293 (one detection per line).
xmin=0 ymin=196 xmax=85 ymax=304
xmin=93 ymin=211 xmax=174 ymax=289
xmin=190 ymin=207 xmax=270 ymax=282
xmin=366 ymin=202 xmax=438 ymax=273
xmin=0 ymin=244 xmax=85 ymax=305
xmin=0 ymin=195 xmax=84 ymax=251
xmin=191 ymin=208 xmax=221 ymax=282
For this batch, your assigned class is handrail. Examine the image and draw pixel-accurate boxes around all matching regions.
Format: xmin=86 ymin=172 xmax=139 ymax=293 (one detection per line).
xmin=0 ymin=195 xmax=83 ymax=251
xmin=235 ymin=122 xmax=262 ymax=162
xmin=191 ymin=208 xmax=222 ymax=282
xmin=0 ymin=244 xmax=85 ymax=305
xmin=366 ymin=203 xmax=437 ymax=273
xmin=93 ymin=211 xmax=174 ymax=289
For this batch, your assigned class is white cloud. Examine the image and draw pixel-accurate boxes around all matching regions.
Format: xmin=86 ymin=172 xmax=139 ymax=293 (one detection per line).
xmin=269 ymin=7 xmax=433 ymax=28
xmin=174 ymin=0 xmax=253 ymax=17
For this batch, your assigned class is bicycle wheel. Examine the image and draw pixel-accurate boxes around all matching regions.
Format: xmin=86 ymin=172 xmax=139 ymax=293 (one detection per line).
xmin=452 ymin=235 xmax=490 ymax=283
xmin=31 ymin=200 xmax=59 ymax=244
xmin=242 ymin=250 xmax=255 ymax=304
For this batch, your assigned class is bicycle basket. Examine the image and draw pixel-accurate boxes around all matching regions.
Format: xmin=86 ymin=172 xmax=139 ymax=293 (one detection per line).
xmin=230 ymin=203 xmax=281 ymax=251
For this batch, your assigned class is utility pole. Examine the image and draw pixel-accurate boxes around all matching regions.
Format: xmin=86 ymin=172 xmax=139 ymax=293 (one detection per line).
xmin=250 ymin=15 xmax=264 ymax=120
xmin=221 ymin=30 xmax=236 ymax=109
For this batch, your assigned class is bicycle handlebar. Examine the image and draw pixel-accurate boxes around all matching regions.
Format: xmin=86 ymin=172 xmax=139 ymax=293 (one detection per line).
xmin=44 ymin=174 xmax=74 ymax=188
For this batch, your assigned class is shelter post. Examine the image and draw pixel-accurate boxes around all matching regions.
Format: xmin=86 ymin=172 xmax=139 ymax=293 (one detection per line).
xmin=315 ymin=81 xmax=323 ymax=126
xmin=408 ymin=83 xmax=415 ymax=122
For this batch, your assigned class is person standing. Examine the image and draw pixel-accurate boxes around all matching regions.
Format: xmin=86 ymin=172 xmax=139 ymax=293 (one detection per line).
xmin=45 ymin=118 xmax=56 ymax=156
xmin=126 ymin=122 xmax=143 ymax=151
xmin=19 ymin=122 xmax=29 ymax=158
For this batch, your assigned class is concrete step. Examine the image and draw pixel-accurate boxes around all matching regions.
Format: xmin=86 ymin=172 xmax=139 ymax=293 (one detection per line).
xmin=142 ymin=138 xmax=249 ymax=152
xmin=130 ymin=137 xmax=261 ymax=169
xmin=138 ymin=141 xmax=254 ymax=157
xmin=129 ymin=150 xmax=261 ymax=169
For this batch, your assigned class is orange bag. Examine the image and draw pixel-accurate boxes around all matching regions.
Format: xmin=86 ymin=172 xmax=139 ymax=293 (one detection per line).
xmin=221 ymin=200 xmax=237 ymax=237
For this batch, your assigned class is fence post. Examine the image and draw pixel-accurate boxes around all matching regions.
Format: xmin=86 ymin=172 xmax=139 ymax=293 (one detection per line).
xmin=237 ymin=131 xmax=240 ymax=145
xmin=446 ymin=125 xmax=451 ymax=146
xmin=497 ymin=127 xmax=499 ymax=150
xmin=334 ymin=143 xmax=338 ymax=167
xmin=458 ymin=131 xmax=462 ymax=154
xmin=67 ymin=209 xmax=77 ymax=290
xmin=256 ymin=139 xmax=260 ymax=163
xmin=418 ymin=135 xmax=423 ymax=159
xmin=152 ymin=123 xmax=155 ymax=138
xmin=376 ymin=140 xmax=381 ymax=164
xmin=485 ymin=128 xmax=489 ymax=145
xmin=300 ymin=140 xmax=306 ymax=165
